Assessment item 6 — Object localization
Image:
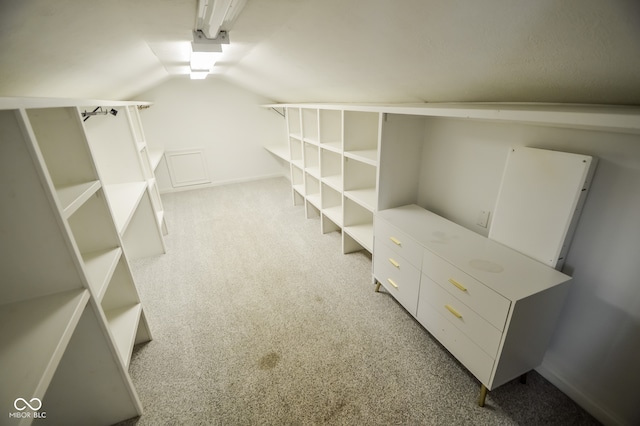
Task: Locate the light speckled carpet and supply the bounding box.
[120,177,599,425]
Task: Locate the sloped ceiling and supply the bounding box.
[1,0,640,105]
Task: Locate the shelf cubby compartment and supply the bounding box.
[122,188,166,260]
[287,107,301,139]
[83,106,145,186]
[101,255,150,368]
[305,173,321,210]
[302,108,319,144]
[291,164,305,206]
[319,109,342,152]
[148,150,165,172]
[343,197,374,253]
[306,199,321,221]
[290,137,304,169]
[321,183,343,234]
[304,141,320,178]
[320,148,343,192]
[0,289,90,415]
[343,111,380,166]
[67,188,122,297]
[344,157,378,212]
[104,182,147,235]
[42,301,144,425]
[26,107,103,217]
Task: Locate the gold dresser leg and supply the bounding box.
[374,281,381,292]
[478,384,488,407]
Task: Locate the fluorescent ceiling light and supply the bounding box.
[190,51,221,71]
[190,71,209,80]
[196,0,247,40]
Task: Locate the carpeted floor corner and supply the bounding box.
[118,177,600,426]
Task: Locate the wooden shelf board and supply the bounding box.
[104,182,147,235]
[0,97,150,110]
[322,206,343,227]
[105,303,142,368]
[292,184,305,196]
[264,145,290,162]
[148,150,164,171]
[57,181,101,218]
[320,141,342,153]
[83,247,122,301]
[305,166,321,179]
[268,102,640,135]
[344,223,374,252]
[344,149,378,166]
[291,159,304,169]
[306,193,321,209]
[303,137,319,145]
[344,188,377,211]
[322,175,343,192]
[289,133,302,140]
[0,289,89,406]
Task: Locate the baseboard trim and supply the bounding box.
[158,173,286,194]
[536,361,625,426]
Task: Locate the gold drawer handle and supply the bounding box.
[389,236,402,246]
[388,258,400,268]
[445,304,463,319]
[387,278,398,289]
[448,278,467,292]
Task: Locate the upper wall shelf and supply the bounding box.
[266,102,640,135]
[0,97,151,110]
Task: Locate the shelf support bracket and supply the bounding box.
[270,107,285,118]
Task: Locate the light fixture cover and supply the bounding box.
[190,51,220,71]
[190,71,209,80]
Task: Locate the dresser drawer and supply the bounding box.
[419,274,502,358]
[416,293,494,386]
[374,243,421,316]
[374,218,423,267]
[422,250,510,331]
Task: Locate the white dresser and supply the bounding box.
[373,205,572,404]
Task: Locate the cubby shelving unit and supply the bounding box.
[265,101,640,257]
[302,108,319,144]
[320,148,342,191]
[0,97,166,425]
[271,105,382,254]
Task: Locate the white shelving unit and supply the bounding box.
[125,105,168,236]
[265,99,640,256]
[0,97,166,425]
[272,105,382,254]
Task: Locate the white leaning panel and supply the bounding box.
[489,147,595,268]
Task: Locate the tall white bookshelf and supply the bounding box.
[0,97,165,425]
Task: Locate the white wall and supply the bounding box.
[134,76,287,192]
[417,117,640,426]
